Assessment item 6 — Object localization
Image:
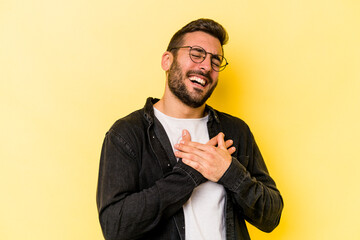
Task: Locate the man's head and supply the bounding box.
[162,19,229,108]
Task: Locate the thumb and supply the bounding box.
[181,129,191,142]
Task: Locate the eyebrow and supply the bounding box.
[192,46,223,57]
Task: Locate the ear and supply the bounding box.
[161,51,173,71]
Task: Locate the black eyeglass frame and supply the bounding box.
[169,45,229,72]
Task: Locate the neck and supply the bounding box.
[154,96,206,119]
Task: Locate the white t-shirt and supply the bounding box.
[154,107,226,240]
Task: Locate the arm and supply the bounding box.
[174,131,283,232]
[96,130,206,240]
[218,135,283,232]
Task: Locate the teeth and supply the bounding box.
[189,76,206,86]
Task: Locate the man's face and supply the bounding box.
[167,31,222,108]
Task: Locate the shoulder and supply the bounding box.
[105,108,148,147]
[110,109,145,133]
[108,97,157,136]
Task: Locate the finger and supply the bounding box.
[217,132,227,149]
[181,129,191,143]
[207,135,218,146]
[225,139,233,149]
[175,142,209,158]
[228,146,236,155]
[174,150,206,166]
[178,141,214,153]
[208,133,234,148]
[181,133,234,156]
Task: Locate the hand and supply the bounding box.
[174,130,235,182]
[179,130,236,155]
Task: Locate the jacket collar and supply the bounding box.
[143,97,220,124]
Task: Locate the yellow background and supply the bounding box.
[1,0,360,239]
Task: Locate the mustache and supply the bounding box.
[186,70,213,84]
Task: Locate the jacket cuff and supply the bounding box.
[218,157,247,191]
[174,160,207,187]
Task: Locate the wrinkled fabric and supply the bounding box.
[96,97,283,240]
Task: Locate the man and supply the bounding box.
[97,18,283,240]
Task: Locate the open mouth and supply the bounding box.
[189,76,207,87]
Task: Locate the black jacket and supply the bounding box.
[96,98,283,240]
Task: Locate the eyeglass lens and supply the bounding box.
[189,46,226,71]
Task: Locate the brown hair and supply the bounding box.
[166,18,229,54]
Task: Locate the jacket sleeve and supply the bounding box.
[218,131,284,233]
[96,129,206,240]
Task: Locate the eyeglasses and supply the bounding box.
[169,45,228,72]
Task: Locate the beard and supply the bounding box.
[167,59,217,108]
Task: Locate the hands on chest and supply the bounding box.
[174,130,235,182]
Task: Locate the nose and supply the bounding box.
[198,55,212,72]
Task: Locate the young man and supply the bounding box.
[97,19,283,240]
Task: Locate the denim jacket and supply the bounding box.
[96,98,283,240]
